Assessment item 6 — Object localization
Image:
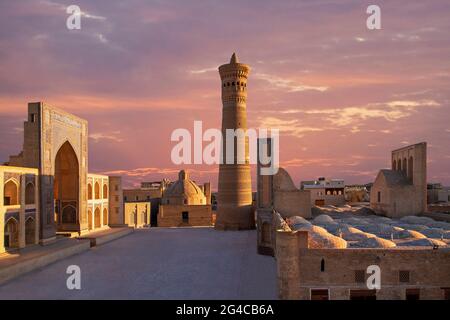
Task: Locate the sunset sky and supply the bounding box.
[0,0,449,189]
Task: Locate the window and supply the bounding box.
[355,270,365,283]
[350,290,376,300]
[25,182,35,204]
[115,207,119,214]
[182,211,189,223]
[311,289,329,300]
[103,184,108,199]
[377,191,381,203]
[135,196,139,201]
[95,182,100,199]
[408,156,414,181]
[115,195,119,201]
[30,113,36,123]
[124,196,127,201]
[399,270,410,283]
[88,184,93,200]
[62,206,76,224]
[320,259,325,272]
[405,289,420,300]
[4,179,19,206]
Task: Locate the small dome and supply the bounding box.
[398,238,447,247]
[351,237,396,248]
[162,170,206,205]
[287,216,311,230]
[296,225,347,249]
[338,226,377,241]
[420,228,446,239]
[394,229,426,240]
[399,224,429,232]
[313,214,334,224]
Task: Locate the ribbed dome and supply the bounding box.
[162,170,206,205]
[295,225,348,249]
[398,238,446,247]
[351,237,396,248]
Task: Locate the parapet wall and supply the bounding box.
[275,229,450,300]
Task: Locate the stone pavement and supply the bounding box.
[0,228,277,299]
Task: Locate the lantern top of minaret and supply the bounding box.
[230,52,239,64]
[219,52,250,77]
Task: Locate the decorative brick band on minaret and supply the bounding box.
[215,53,255,230]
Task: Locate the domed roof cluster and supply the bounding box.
[291,224,348,249]
[162,170,206,205]
[286,209,450,249]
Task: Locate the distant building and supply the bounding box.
[371,142,427,218]
[123,180,168,226]
[158,170,212,227]
[301,177,345,206]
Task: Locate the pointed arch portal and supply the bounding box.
[54,141,79,231]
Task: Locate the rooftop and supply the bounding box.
[0,228,277,299]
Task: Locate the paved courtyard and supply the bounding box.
[0,228,277,299]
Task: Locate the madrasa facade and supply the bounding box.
[1,102,123,253]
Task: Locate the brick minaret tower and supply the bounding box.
[215,53,254,230]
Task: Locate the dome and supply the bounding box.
[286,216,311,230]
[398,238,447,247]
[313,214,334,224]
[351,237,396,248]
[162,170,206,205]
[296,225,347,249]
[420,228,446,239]
[339,226,376,241]
[394,228,426,240]
[287,216,310,226]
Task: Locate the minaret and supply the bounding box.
[215,53,254,230]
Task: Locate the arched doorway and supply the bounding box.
[4,218,19,249]
[54,141,79,231]
[103,208,108,226]
[62,205,77,224]
[4,179,19,206]
[103,184,108,199]
[25,217,35,245]
[94,207,101,229]
[408,156,414,181]
[25,182,35,205]
[88,184,93,200]
[95,182,100,199]
[88,210,93,230]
